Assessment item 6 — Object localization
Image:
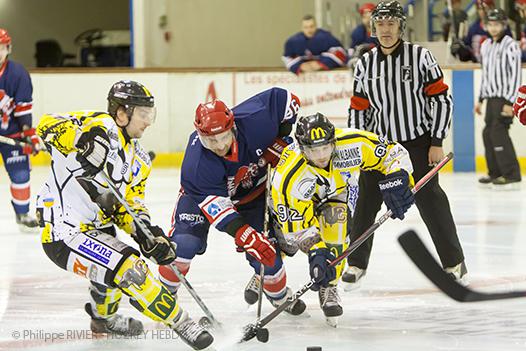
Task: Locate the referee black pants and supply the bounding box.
[483,98,521,181]
[347,133,465,269]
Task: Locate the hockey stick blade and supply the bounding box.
[398,230,526,302]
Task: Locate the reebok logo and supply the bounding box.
[379,179,403,190]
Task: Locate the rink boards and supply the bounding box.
[20,67,526,172]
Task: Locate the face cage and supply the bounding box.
[370,15,406,38]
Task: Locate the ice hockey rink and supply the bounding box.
[1,167,526,351]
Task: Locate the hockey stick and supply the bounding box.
[96,171,222,329]
[240,152,454,342]
[253,164,272,343]
[398,230,526,302]
[0,134,31,148]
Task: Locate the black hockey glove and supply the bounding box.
[308,247,336,291]
[450,40,476,62]
[75,127,111,176]
[378,170,415,220]
[135,223,177,265]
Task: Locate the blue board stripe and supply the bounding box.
[452,70,475,172]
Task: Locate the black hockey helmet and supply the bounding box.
[371,1,407,37]
[107,80,155,118]
[486,8,507,22]
[295,113,336,148]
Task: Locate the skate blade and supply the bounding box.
[492,183,521,191]
[18,224,40,234]
[342,280,362,292]
[325,316,339,328]
[284,311,311,319]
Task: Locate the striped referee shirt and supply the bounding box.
[349,41,452,146]
[478,35,521,104]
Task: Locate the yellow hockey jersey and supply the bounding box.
[36,111,152,242]
[271,128,414,249]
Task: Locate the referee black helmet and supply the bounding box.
[371,1,407,37]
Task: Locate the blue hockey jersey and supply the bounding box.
[349,24,377,50]
[0,60,33,135]
[282,29,347,74]
[179,87,299,232]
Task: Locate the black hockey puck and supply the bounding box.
[148,150,156,161]
[256,327,269,343]
[306,347,322,351]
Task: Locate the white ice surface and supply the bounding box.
[0,167,525,350]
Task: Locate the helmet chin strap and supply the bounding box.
[115,106,134,143]
[380,38,401,50]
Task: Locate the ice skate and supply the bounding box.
[445,261,468,286]
[491,177,521,191]
[84,302,143,336]
[244,273,260,305]
[16,213,39,233]
[319,285,342,327]
[341,266,366,291]
[268,287,307,316]
[171,311,214,350]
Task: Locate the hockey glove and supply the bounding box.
[308,247,336,291]
[75,127,111,176]
[262,136,292,167]
[513,85,526,125]
[20,128,41,155]
[135,223,177,266]
[235,224,276,267]
[450,40,475,62]
[378,170,415,220]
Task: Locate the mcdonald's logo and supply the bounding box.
[149,291,176,319]
[310,127,326,140]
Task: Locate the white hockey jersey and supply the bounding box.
[36,111,151,243]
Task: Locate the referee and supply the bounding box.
[474,8,521,188]
[345,1,467,289]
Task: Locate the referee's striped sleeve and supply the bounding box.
[504,40,521,104]
[422,49,452,143]
[348,58,370,129]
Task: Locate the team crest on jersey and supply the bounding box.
[227,163,259,195]
[0,89,15,130]
[297,178,316,199]
[401,66,412,82]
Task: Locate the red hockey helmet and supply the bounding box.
[0,28,11,45]
[194,100,234,136]
[476,0,495,8]
[359,3,376,15]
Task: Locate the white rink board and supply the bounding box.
[30,69,526,157]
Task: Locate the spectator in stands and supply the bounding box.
[350,3,378,50]
[282,15,348,74]
[441,0,468,41]
[515,0,526,61]
[348,3,378,71]
[451,0,512,62]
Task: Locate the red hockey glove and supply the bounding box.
[21,128,41,155]
[513,85,526,125]
[235,224,276,267]
[262,137,291,167]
